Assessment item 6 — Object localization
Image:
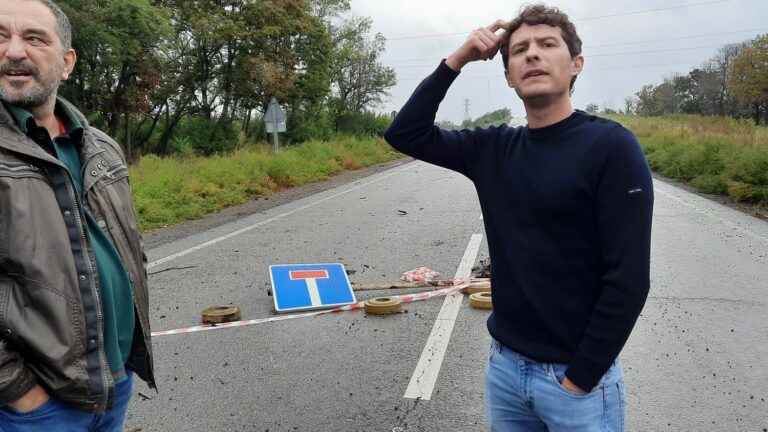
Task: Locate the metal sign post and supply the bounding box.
[264,97,287,153]
[272,128,279,153]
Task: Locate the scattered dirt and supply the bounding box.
[472,257,491,279]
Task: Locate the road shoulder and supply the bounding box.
[143,158,412,249]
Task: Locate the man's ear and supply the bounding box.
[504,69,515,89]
[571,54,584,78]
[61,49,77,81]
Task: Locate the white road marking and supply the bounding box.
[148,164,413,269]
[654,180,768,245]
[404,233,483,401]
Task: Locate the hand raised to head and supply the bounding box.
[446,20,508,71]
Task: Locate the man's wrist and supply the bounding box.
[445,54,466,72]
[8,385,49,411]
[561,376,587,394]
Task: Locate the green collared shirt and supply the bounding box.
[5,100,134,383]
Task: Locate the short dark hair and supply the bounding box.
[29,0,72,51]
[501,4,582,91]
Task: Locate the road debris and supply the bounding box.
[148,265,198,276]
[472,257,491,279]
[152,281,472,337]
[201,305,242,324]
[469,292,493,310]
[400,267,440,283]
[364,297,403,315]
[461,280,491,294]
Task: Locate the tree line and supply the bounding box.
[436,108,514,130]
[621,34,768,124]
[57,0,396,160]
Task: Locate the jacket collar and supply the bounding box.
[4,99,85,137]
[0,97,99,166]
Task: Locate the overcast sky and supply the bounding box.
[349,0,768,124]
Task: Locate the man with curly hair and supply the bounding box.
[386,4,653,431]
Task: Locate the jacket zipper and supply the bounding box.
[63,169,111,409]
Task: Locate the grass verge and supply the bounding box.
[131,135,403,231]
[611,114,768,208]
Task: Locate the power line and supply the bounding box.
[589,43,726,58]
[588,27,766,48]
[395,62,702,81]
[385,0,734,41]
[385,44,729,69]
[383,27,765,63]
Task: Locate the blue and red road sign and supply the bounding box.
[269,263,356,313]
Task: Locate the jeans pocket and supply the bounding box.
[548,363,599,398]
[488,339,499,360]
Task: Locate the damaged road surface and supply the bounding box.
[126,161,768,431]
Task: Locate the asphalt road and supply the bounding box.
[125,160,768,432]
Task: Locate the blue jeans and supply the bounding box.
[0,373,133,432]
[485,339,625,432]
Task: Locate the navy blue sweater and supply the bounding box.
[384,61,654,391]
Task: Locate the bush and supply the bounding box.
[691,174,728,194]
[611,114,768,206]
[131,135,403,230]
[335,111,392,136]
[173,116,239,155]
[286,105,334,143]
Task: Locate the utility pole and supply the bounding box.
[464,98,471,123]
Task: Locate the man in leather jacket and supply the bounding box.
[0,0,155,430]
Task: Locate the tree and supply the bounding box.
[728,34,768,124]
[57,0,400,157]
[436,120,459,130]
[59,0,170,158]
[473,108,512,128]
[152,0,333,150]
[707,43,748,116]
[309,0,350,22]
[629,39,754,120]
[330,17,397,120]
[623,96,637,115]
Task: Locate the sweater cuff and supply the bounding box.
[565,354,612,392]
[437,59,461,82]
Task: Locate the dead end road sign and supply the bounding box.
[269,263,356,313]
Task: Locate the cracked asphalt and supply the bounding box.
[124,161,768,431]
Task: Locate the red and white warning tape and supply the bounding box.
[151,281,471,337]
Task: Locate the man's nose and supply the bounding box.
[3,36,28,61]
[524,45,541,61]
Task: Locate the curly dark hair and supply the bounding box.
[500,4,583,91]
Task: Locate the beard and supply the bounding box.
[0,59,63,109]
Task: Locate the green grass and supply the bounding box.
[130,136,403,231]
[610,114,768,207]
